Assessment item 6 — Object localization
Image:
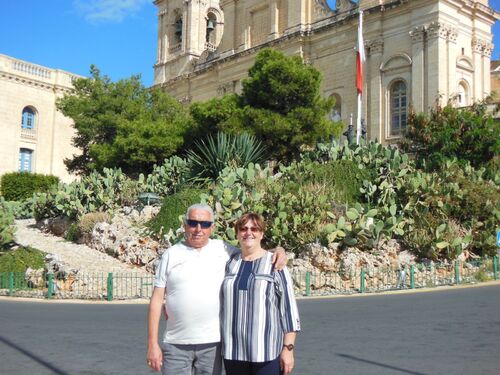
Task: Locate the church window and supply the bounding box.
[457,81,469,107]
[330,93,342,122]
[174,17,183,44]
[19,148,33,172]
[21,106,36,130]
[390,80,407,136]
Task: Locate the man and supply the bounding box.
[147,204,286,374]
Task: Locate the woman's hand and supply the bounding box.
[280,348,295,374]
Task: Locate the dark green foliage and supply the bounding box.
[190,49,343,161]
[401,102,500,170]
[0,206,15,249]
[188,94,240,146]
[65,223,79,242]
[186,132,267,180]
[1,172,59,201]
[242,48,323,114]
[147,188,204,237]
[57,66,190,176]
[0,247,45,272]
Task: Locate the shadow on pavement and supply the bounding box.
[337,353,430,375]
[0,335,71,375]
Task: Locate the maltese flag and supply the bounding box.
[356,11,365,95]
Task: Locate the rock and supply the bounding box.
[90,211,162,272]
[36,216,73,236]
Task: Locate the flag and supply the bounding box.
[355,10,365,145]
[356,11,365,95]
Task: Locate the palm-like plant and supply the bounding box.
[186,132,267,180]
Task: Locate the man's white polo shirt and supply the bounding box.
[154,239,237,345]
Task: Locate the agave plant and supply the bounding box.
[186,132,267,180]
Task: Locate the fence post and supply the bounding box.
[494,256,498,280]
[9,272,14,296]
[107,273,114,301]
[47,274,53,299]
[454,261,460,285]
[410,265,415,289]
[360,268,365,293]
[305,271,311,297]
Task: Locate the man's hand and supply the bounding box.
[148,287,165,372]
[147,342,163,372]
[271,246,287,270]
[280,348,294,374]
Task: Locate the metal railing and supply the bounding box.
[0,257,498,301]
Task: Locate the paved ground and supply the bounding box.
[1,284,499,375]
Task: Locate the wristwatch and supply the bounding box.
[283,343,295,351]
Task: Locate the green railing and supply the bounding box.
[0,257,498,301]
[291,256,499,296]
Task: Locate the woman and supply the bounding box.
[221,213,301,375]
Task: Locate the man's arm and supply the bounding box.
[147,287,165,372]
[270,246,287,271]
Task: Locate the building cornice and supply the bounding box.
[0,71,74,94]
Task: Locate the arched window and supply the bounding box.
[330,93,342,122]
[21,107,36,129]
[390,81,407,136]
[174,17,183,44]
[19,148,33,172]
[206,13,217,44]
[457,81,469,107]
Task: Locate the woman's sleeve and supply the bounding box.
[275,267,301,333]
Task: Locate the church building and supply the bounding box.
[152,0,498,142]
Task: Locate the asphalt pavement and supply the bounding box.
[1,284,499,375]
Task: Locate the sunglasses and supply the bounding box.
[186,219,213,229]
[238,226,260,233]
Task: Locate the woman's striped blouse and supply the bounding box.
[221,251,301,362]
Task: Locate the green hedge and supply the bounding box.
[1,172,59,201]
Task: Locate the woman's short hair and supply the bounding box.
[235,212,266,234]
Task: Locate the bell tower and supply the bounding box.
[154,0,224,86]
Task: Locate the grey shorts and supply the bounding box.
[162,342,222,375]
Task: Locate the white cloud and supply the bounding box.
[74,0,149,23]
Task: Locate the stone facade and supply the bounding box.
[153,0,498,143]
[0,54,79,182]
[491,60,500,99]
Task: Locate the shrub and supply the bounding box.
[0,197,34,220]
[77,212,111,238]
[140,155,191,196]
[147,188,204,238]
[1,172,59,201]
[0,206,15,249]
[0,247,45,272]
[33,168,137,220]
[65,223,79,242]
[186,132,267,181]
[401,102,500,170]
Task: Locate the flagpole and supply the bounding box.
[356,10,365,145]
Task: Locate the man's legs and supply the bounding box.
[193,342,222,375]
[161,343,194,375]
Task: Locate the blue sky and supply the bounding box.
[0,0,498,88]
